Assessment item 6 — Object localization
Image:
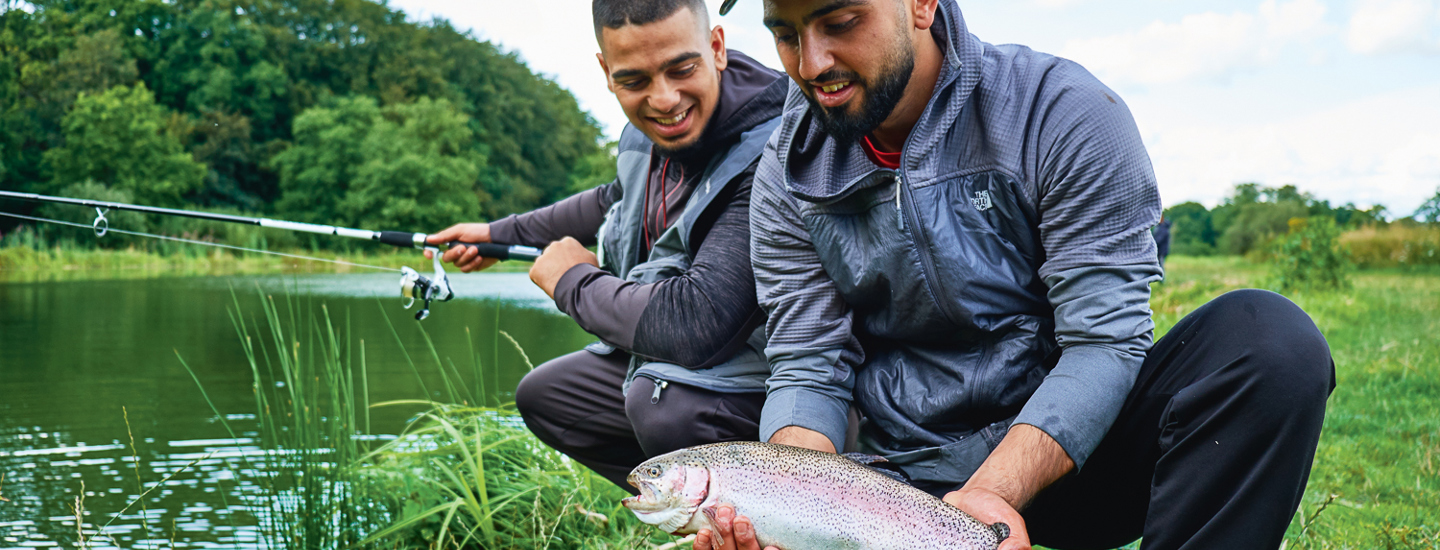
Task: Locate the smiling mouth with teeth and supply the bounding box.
[655,108,690,125]
[819,82,850,93]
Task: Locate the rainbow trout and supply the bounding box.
[622,441,1009,549]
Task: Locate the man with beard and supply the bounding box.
[425,0,787,491]
[695,0,1336,549]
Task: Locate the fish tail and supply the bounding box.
[992,522,1010,542]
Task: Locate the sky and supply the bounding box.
[387,0,1440,216]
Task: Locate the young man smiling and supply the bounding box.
[425,0,787,491]
[697,0,1336,549]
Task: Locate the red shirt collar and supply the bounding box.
[861,135,902,169]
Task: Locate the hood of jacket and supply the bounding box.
[778,0,983,202]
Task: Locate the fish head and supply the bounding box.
[622,452,711,534]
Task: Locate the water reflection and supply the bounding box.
[0,274,592,548]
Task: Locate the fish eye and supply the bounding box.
[646,466,662,478]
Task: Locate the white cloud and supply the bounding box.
[1059,0,1331,85]
[1346,0,1440,55]
[1144,84,1440,216]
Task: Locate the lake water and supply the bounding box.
[0,273,593,548]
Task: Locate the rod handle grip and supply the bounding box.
[378,231,421,248]
[446,242,542,262]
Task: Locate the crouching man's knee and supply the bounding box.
[624,378,762,457]
[1201,289,1336,416]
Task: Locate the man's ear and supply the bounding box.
[597,52,617,93]
[912,0,939,31]
[711,25,729,71]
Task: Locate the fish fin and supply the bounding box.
[843,453,911,484]
[992,521,1011,541]
[700,506,725,549]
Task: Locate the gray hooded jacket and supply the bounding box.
[750,0,1163,486]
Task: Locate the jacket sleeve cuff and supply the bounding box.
[553,262,604,312]
[1013,344,1141,470]
[759,386,850,453]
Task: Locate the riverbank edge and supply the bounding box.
[0,244,533,282]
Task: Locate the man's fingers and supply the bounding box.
[426,226,460,244]
[441,244,466,264]
[696,530,714,550]
[733,517,762,550]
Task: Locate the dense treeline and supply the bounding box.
[1165,183,1408,256]
[0,0,615,239]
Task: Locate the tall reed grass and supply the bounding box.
[177,288,672,549]
[179,289,382,548]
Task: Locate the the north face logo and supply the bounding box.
[971,190,993,211]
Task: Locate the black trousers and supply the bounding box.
[1007,289,1335,550]
[514,349,766,493]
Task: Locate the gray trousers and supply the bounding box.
[515,349,766,492]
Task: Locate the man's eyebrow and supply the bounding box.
[610,52,703,80]
[764,0,866,28]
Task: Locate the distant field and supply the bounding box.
[1151,256,1440,549]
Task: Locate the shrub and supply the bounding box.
[1341,222,1440,269]
[1268,217,1351,293]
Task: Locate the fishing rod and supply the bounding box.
[0,190,542,320]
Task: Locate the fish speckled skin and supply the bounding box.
[622,442,1008,550]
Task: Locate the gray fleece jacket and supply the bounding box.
[750,0,1163,485]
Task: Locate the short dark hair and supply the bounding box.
[592,0,709,42]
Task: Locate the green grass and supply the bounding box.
[1154,256,1440,549]
[356,404,671,549]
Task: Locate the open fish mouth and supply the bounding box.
[622,481,667,513]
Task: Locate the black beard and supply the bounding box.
[804,41,915,144]
[653,133,708,159]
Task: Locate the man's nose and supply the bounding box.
[648,79,683,113]
[798,31,836,83]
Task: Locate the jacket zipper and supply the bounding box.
[895,170,964,329]
[893,172,905,231]
[637,373,669,404]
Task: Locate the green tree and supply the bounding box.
[342,97,483,230]
[43,84,205,206]
[1163,201,1217,256]
[1415,187,1440,224]
[3,0,606,225]
[565,140,619,194]
[272,96,383,224]
[274,96,482,230]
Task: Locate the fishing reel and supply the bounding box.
[399,247,454,321]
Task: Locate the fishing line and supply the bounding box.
[0,210,400,273]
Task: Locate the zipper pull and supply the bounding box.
[650,379,668,404]
[894,175,905,231]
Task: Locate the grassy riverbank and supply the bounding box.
[1154,257,1440,549]
[0,242,530,282]
[23,255,1440,548]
